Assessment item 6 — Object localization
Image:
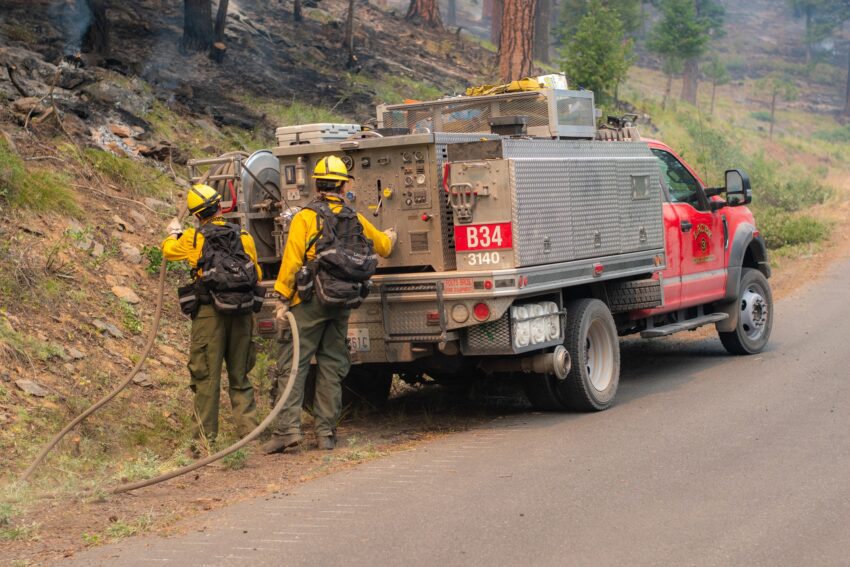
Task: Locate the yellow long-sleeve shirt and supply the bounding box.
[161,218,263,280]
[275,196,393,305]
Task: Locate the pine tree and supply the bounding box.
[648,0,716,105]
[406,0,443,29]
[560,0,633,103]
[557,0,642,45]
[757,73,799,140]
[498,0,538,81]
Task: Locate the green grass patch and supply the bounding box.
[119,301,143,335]
[813,125,850,144]
[252,98,347,128]
[115,450,162,482]
[749,110,772,123]
[757,210,831,249]
[0,316,64,362]
[0,138,80,215]
[82,148,173,197]
[221,448,248,471]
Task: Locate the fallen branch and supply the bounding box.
[71,183,164,216]
[24,67,61,131]
[5,63,30,97]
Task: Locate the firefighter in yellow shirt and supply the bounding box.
[162,184,263,448]
[263,156,396,453]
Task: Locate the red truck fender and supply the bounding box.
[715,222,770,332]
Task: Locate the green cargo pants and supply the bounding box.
[272,298,351,438]
[187,304,259,441]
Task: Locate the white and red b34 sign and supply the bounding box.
[454,222,513,251]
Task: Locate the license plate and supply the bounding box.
[454,222,513,251]
[347,328,370,352]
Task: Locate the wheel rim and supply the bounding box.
[585,319,615,392]
[740,285,769,341]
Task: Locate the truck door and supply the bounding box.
[651,147,727,308]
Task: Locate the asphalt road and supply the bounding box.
[67,257,850,567]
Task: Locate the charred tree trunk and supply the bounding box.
[81,0,109,56]
[498,0,537,82]
[209,0,228,62]
[294,0,303,21]
[533,0,550,63]
[491,0,504,45]
[344,0,356,65]
[447,0,457,26]
[805,7,813,65]
[406,0,443,29]
[183,0,213,53]
[680,58,699,105]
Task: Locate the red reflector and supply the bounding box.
[421,213,432,221]
[426,311,441,325]
[473,302,490,321]
[593,263,604,277]
[483,280,493,290]
[258,319,275,332]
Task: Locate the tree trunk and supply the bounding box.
[533,0,550,63]
[844,44,850,117]
[294,0,303,22]
[769,91,777,140]
[183,0,213,53]
[81,0,109,56]
[805,7,812,65]
[662,72,672,109]
[498,0,537,82]
[209,0,228,61]
[344,0,356,64]
[491,0,504,45]
[406,0,443,28]
[710,82,717,115]
[680,58,699,105]
[447,0,457,26]
[484,0,493,20]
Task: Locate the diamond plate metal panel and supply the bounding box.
[385,301,442,335]
[461,311,513,355]
[619,160,664,253]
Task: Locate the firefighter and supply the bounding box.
[162,184,262,448]
[263,156,396,453]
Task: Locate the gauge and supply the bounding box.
[404,176,414,186]
[401,152,412,162]
[413,151,424,161]
[340,155,354,171]
[416,174,426,185]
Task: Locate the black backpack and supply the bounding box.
[299,199,377,308]
[194,222,260,315]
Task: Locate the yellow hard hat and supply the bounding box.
[313,155,353,182]
[187,184,221,217]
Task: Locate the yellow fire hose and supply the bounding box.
[20,176,299,493]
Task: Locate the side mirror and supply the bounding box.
[724,169,752,206]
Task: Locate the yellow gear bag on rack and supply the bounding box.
[465,78,542,97]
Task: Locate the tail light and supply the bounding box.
[257,319,275,334]
[473,302,490,321]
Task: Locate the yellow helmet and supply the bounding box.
[313,155,353,182]
[187,184,221,217]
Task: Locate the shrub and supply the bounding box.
[813,125,850,143]
[750,110,772,122]
[757,209,830,249]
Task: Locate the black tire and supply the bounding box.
[523,371,567,411]
[607,279,663,313]
[557,298,620,411]
[718,268,773,355]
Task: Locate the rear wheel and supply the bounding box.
[524,371,567,411]
[557,298,620,411]
[718,268,773,355]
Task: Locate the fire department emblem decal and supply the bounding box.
[693,223,714,263]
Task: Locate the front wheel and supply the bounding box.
[718,268,773,355]
[557,298,621,411]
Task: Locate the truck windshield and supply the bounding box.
[652,148,704,209]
